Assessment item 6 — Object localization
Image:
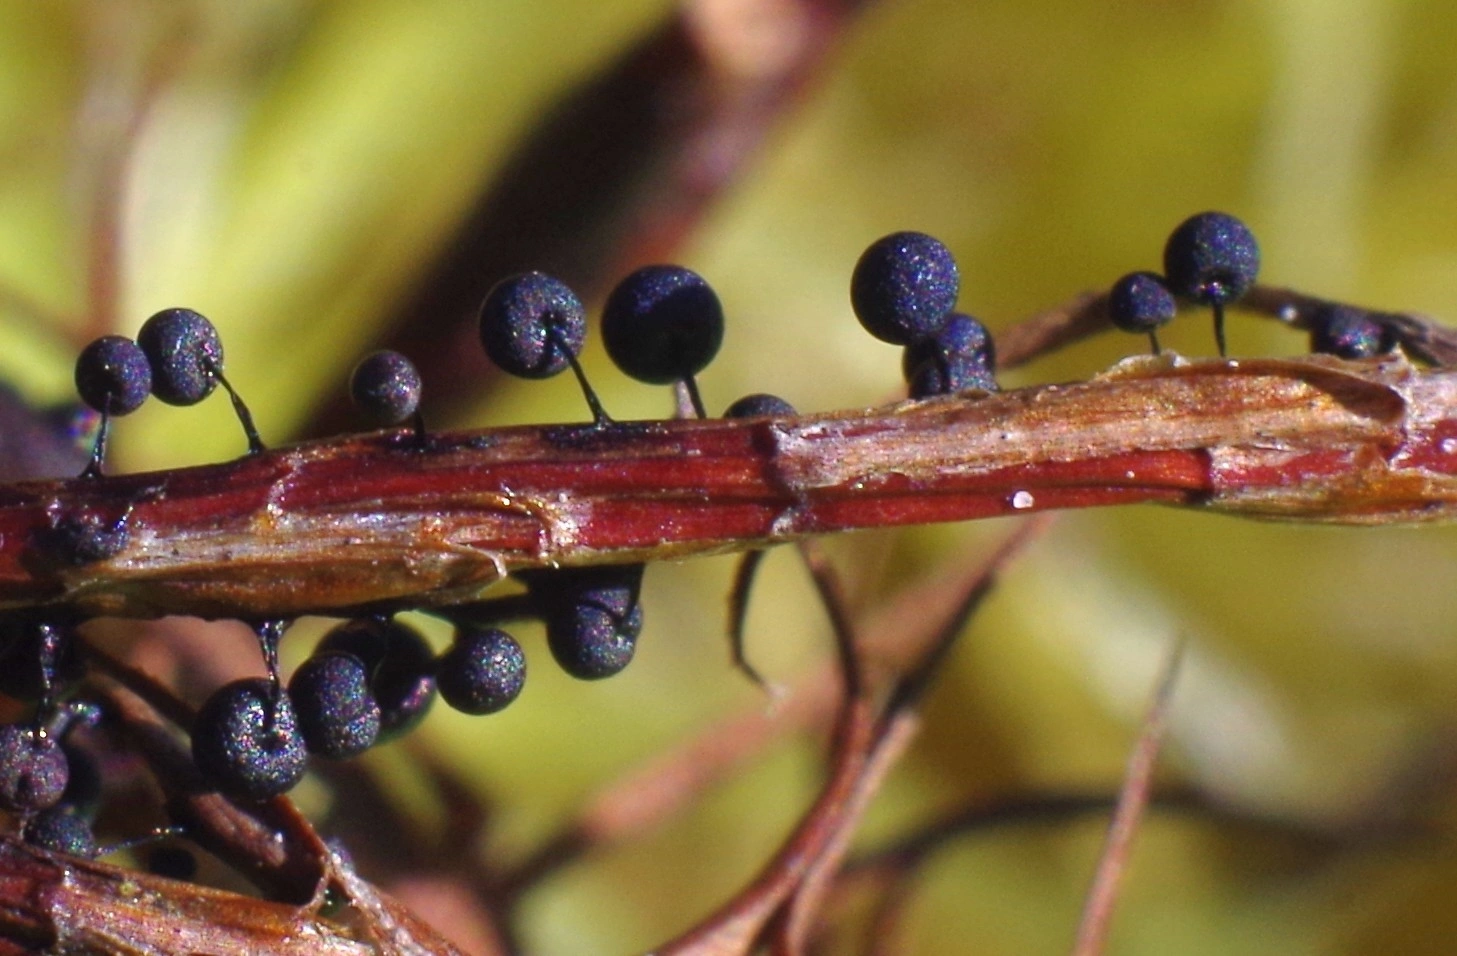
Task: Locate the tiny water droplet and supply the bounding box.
[1010,490,1035,510]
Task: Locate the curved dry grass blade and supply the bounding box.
[726,548,775,689]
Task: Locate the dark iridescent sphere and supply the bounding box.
[548,600,642,681]
[74,336,152,415]
[0,724,69,812]
[25,806,97,858]
[1162,212,1260,306]
[317,618,436,741]
[1108,272,1177,335]
[478,272,587,379]
[902,313,998,399]
[1309,305,1395,360]
[349,350,422,427]
[288,651,381,759]
[436,627,526,715]
[527,564,645,681]
[136,308,225,406]
[850,232,960,345]
[723,393,797,419]
[191,678,306,801]
[601,266,725,385]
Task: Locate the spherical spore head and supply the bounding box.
[288,651,381,759]
[191,677,306,801]
[526,564,645,681]
[850,231,960,345]
[601,265,725,385]
[1107,272,1177,335]
[136,308,224,406]
[74,336,152,416]
[902,313,998,399]
[317,617,436,742]
[1309,305,1395,360]
[25,806,97,858]
[0,724,69,813]
[547,599,642,680]
[436,627,527,715]
[478,272,587,379]
[1162,212,1260,306]
[723,393,797,419]
[349,350,423,427]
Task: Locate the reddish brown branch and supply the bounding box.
[0,354,1451,621]
[0,837,362,955]
[0,833,470,956]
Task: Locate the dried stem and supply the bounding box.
[1,352,1452,621]
[995,284,1457,371]
[0,837,366,956]
[1071,639,1185,956]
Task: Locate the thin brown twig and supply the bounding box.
[993,282,1457,372]
[769,711,920,956]
[772,519,1056,954]
[660,516,1042,952]
[655,697,881,955]
[495,520,1048,898]
[796,540,864,705]
[837,785,1354,956]
[1071,637,1186,956]
[726,548,774,689]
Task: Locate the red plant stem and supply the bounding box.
[0,353,1454,621]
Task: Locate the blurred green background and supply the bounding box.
[3,1,1457,953]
